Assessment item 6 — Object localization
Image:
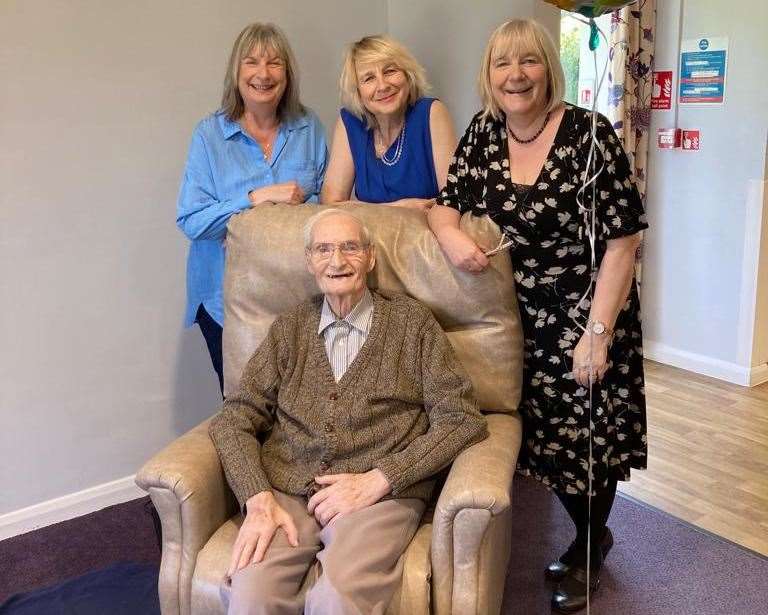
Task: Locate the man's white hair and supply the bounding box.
[303,208,373,249]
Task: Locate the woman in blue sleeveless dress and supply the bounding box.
[321,35,456,209]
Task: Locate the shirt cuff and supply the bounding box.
[233,192,253,212]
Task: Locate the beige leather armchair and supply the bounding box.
[137,204,524,615]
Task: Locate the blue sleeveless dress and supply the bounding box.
[340,97,439,203]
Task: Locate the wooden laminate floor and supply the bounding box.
[618,360,768,556]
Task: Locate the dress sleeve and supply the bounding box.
[435,118,475,213]
[593,114,649,240]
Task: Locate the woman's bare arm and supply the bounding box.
[320,117,356,203]
[428,100,458,191]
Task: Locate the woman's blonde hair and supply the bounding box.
[220,22,305,122]
[478,19,565,121]
[339,35,430,128]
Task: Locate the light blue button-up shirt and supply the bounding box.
[177,109,328,326]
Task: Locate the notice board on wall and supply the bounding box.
[679,37,728,105]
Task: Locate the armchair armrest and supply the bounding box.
[136,417,236,615]
[431,412,523,615]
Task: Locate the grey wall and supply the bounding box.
[388,0,560,131]
[641,0,768,373]
[2,0,557,517]
[5,0,767,518]
[0,0,387,515]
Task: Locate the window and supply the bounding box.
[560,11,612,115]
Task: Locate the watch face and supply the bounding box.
[592,322,606,335]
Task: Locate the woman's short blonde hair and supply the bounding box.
[478,19,565,121]
[339,35,430,128]
[221,22,305,122]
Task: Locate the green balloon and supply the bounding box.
[573,0,636,48]
[588,19,601,50]
[577,6,601,17]
[577,0,636,18]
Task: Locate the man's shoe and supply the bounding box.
[544,528,613,582]
[551,563,601,613]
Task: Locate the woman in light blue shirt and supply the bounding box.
[177,23,328,393]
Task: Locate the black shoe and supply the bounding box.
[551,563,601,613]
[544,527,613,582]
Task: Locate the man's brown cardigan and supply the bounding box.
[209,291,487,509]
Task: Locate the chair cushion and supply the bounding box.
[222,203,522,412]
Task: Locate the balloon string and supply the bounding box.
[565,16,610,615]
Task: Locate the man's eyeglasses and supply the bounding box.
[308,241,369,260]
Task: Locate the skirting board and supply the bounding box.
[0,475,144,541]
[645,340,768,387]
[750,362,768,387]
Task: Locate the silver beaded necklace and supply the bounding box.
[376,123,407,166]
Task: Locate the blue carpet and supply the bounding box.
[0,562,159,615]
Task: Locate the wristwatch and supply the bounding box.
[586,319,613,337]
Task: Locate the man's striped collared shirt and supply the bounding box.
[318,290,375,382]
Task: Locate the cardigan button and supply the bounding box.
[329,392,338,401]
[324,423,334,433]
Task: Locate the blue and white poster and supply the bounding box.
[679,37,728,105]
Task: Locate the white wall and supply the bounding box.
[0,0,387,517]
[641,0,768,384]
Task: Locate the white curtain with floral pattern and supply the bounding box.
[606,0,657,286]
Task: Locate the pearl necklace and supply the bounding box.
[506,112,551,145]
[376,123,406,166]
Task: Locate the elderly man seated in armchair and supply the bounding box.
[209,208,488,615]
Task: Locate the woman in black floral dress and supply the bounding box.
[429,19,647,613]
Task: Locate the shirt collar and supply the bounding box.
[318,289,374,335]
[217,110,309,140]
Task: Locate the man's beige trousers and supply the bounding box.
[224,491,424,615]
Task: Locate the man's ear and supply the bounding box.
[367,245,376,272]
[305,250,314,274]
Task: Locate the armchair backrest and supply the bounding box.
[222,203,522,412]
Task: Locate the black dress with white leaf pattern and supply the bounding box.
[437,105,648,495]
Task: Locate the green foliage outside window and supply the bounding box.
[560,24,580,106]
